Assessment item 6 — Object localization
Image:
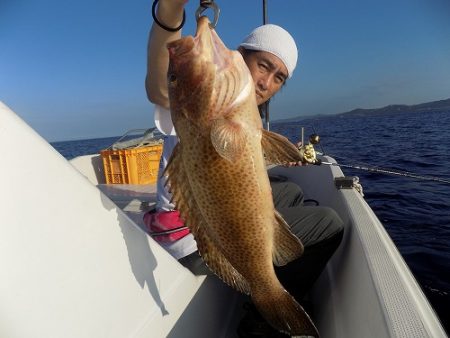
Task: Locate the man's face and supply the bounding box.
[241,50,288,106]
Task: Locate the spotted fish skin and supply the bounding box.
[164,16,319,337]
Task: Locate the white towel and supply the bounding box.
[239,24,298,78]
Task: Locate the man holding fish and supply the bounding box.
[145,0,344,336]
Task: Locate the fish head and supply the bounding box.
[167,16,256,129]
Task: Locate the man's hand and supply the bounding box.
[154,0,188,28]
[283,161,307,167]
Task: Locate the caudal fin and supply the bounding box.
[252,286,319,337]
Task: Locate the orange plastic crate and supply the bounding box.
[100,144,163,184]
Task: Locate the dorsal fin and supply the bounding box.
[164,142,250,294]
[195,225,251,294]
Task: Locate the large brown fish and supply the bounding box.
[164,16,319,337]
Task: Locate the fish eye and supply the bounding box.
[168,74,177,84]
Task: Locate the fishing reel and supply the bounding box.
[298,134,322,165]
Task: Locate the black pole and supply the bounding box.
[263,0,268,25]
[262,0,270,130]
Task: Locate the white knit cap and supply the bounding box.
[239,24,298,78]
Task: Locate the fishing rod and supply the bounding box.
[319,160,450,185]
[299,132,450,185]
[262,0,270,131]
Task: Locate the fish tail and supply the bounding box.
[252,285,319,337]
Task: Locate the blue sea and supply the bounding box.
[52,110,450,333]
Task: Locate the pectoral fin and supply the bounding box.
[261,129,303,165]
[210,118,246,162]
[272,211,304,266]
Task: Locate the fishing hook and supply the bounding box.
[196,0,220,28]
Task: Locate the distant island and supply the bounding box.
[275,97,450,122]
[338,97,450,117]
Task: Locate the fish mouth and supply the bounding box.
[167,16,255,111]
[195,16,211,37]
[166,18,211,59]
[168,17,227,66]
[194,17,229,71]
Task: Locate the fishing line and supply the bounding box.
[301,125,450,185]
[318,157,450,185]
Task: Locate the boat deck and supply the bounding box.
[97,183,157,232]
[97,181,246,337]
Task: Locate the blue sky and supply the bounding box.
[1,0,450,141]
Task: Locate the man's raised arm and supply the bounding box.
[146,0,187,108]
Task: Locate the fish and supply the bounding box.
[164,16,319,337]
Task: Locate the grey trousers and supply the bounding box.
[179,179,344,301]
[271,180,344,301]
